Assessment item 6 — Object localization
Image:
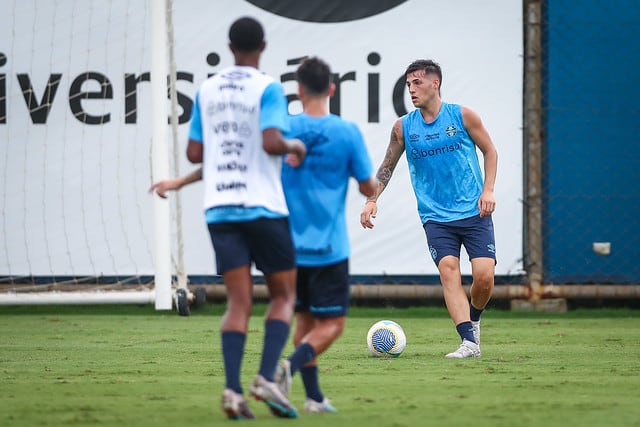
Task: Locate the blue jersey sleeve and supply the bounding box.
[348,123,373,181]
[260,81,290,132]
[188,91,203,142]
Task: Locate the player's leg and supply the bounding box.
[284,260,348,412]
[293,311,314,346]
[424,221,479,358]
[249,266,298,418]
[438,255,470,326]
[469,258,495,313]
[468,257,494,344]
[286,260,348,369]
[208,222,255,419]
[220,266,255,419]
[297,315,342,413]
[464,214,497,344]
[285,314,346,378]
[274,266,312,396]
[246,218,298,418]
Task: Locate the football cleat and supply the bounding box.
[249,375,298,418]
[445,339,481,359]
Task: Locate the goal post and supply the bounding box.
[0,0,184,309]
[150,0,172,310]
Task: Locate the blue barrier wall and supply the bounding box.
[544,1,640,283]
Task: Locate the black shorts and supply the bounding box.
[295,259,349,319]
[207,217,296,275]
[423,214,497,266]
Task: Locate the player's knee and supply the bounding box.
[473,271,494,290]
[438,257,461,279]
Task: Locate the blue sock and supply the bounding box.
[470,304,484,322]
[300,365,324,403]
[288,342,316,375]
[456,321,476,343]
[258,319,290,381]
[221,331,246,394]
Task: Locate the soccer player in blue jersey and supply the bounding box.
[276,57,376,413]
[151,17,305,419]
[360,59,498,359]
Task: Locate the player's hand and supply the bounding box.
[149,179,180,199]
[360,201,378,229]
[478,190,496,217]
[285,139,306,167]
[284,152,301,167]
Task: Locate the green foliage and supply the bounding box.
[1,305,639,426]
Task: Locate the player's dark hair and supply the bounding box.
[228,17,264,52]
[296,57,332,96]
[405,59,442,90]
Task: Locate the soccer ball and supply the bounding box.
[366,320,406,357]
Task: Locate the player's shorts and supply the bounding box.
[207,217,296,275]
[423,214,496,266]
[295,259,349,319]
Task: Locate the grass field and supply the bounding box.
[1,304,639,427]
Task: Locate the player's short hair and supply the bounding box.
[228,17,264,52]
[405,59,442,88]
[296,57,332,95]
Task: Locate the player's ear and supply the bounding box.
[328,83,336,98]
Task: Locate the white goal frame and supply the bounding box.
[0,0,180,308]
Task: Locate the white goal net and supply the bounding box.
[0,0,182,307]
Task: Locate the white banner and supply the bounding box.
[0,0,523,276]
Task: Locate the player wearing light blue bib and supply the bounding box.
[361,59,498,360]
[190,67,291,223]
[151,17,306,420]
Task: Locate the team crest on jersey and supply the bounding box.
[445,124,457,137]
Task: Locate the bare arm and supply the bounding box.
[263,128,307,164]
[360,118,406,229]
[149,168,202,199]
[186,139,203,164]
[358,177,378,199]
[462,105,498,217]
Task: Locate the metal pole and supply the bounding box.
[524,0,544,298]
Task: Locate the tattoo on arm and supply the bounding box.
[375,124,403,193]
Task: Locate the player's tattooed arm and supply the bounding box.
[360,119,405,229]
[369,118,405,202]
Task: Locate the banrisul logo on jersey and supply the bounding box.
[245,0,408,22]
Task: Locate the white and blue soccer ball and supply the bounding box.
[367,320,406,357]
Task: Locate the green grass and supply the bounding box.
[1,304,640,427]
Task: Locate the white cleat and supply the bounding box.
[445,339,481,359]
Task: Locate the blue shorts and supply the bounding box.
[295,259,349,319]
[207,217,296,275]
[423,215,496,266]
